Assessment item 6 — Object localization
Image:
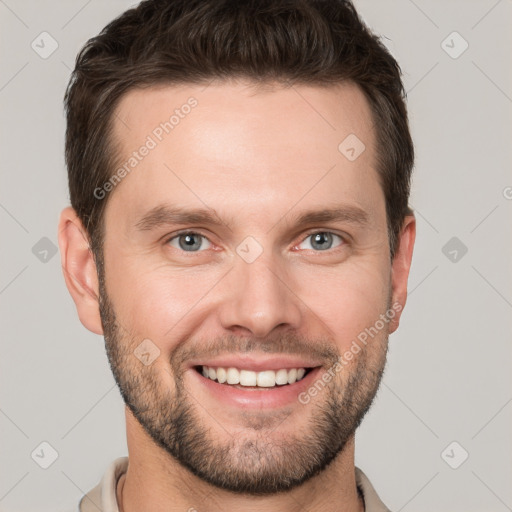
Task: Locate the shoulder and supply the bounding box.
[355,466,392,512]
[78,456,129,512]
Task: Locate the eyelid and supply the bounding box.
[300,228,347,241]
[164,228,210,242]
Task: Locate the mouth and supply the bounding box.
[193,365,315,389]
[189,363,324,409]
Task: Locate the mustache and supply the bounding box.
[171,331,340,369]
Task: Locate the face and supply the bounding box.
[97,81,396,494]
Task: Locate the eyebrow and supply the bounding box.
[135,205,232,231]
[134,204,371,232]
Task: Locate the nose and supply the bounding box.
[217,253,303,338]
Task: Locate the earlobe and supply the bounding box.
[388,215,416,334]
[58,206,104,335]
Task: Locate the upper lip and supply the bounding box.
[188,355,323,372]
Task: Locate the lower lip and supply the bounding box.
[189,367,323,409]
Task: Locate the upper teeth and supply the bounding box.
[201,366,307,387]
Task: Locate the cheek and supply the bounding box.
[295,259,390,345]
[107,261,227,341]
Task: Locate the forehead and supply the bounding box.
[112,80,375,153]
[105,80,382,230]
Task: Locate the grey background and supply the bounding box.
[1,1,511,511]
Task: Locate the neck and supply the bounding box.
[117,407,365,512]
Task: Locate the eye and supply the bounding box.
[166,231,212,252]
[297,231,344,251]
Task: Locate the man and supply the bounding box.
[58,0,416,510]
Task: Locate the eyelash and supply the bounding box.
[164,229,347,255]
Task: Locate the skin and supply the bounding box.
[58,80,415,512]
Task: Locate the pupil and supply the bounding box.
[180,234,201,251]
[313,232,331,250]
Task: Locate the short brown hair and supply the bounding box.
[64,0,414,261]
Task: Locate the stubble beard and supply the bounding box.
[97,267,389,495]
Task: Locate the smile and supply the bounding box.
[190,363,323,409]
[197,365,311,388]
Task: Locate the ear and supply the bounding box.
[388,215,416,334]
[58,206,104,335]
